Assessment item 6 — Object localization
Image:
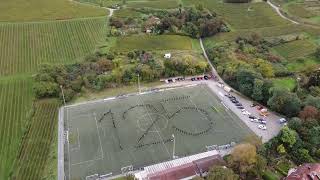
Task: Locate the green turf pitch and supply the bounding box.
[63,84,253,179]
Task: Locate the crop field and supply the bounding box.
[273,40,318,60]
[182,0,289,29]
[62,84,253,179]
[12,99,60,180]
[0,78,34,180]
[0,0,106,22]
[286,57,320,72]
[112,35,194,51]
[0,17,107,76]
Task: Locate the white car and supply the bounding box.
[258,124,267,130]
[251,118,259,123]
[241,109,246,112]
[279,118,287,124]
[242,111,251,116]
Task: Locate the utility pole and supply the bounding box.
[137,74,141,94]
[172,134,176,159]
[60,85,66,106]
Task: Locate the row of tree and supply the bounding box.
[33,51,209,102]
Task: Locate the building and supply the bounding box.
[134,150,225,180]
[164,53,171,59]
[285,163,320,180]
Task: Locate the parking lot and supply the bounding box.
[158,79,284,143]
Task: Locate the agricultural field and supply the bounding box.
[286,57,320,72]
[63,84,253,179]
[12,99,60,180]
[0,78,34,180]
[182,0,289,29]
[0,17,107,76]
[272,40,318,60]
[112,35,194,51]
[0,0,106,22]
[282,1,320,25]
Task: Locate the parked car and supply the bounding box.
[237,106,245,109]
[204,75,209,80]
[235,103,242,106]
[279,118,287,124]
[258,124,267,130]
[257,106,264,110]
[250,103,257,107]
[231,100,239,103]
[249,115,256,119]
[191,78,196,81]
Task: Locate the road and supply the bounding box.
[267,0,299,24]
[198,38,283,142]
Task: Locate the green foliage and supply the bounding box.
[304,95,320,109]
[252,79,264,101]
[33,82,59,98]
[267,88,301,117]
[280,126,297,147]
[207,166,239,180]
[236,68,262,97]
[316,47,320,59]
[277,144,286,154]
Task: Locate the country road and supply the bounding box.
[267,0,299,24]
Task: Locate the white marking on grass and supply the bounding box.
[93,112,104,161]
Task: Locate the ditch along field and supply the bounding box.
[0,77,34,180]
[63,84,253,179]
[0,0,106,22]
[0,17,107,76]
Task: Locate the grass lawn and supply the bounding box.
[112,35,193,51]
[273,40,318,60]
[272,78,296,91]
[0,0,106,22]
[0,17,107,76]
[182,0,289,29]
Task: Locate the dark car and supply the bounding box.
[191,78,196,81]
[231,100,239,103]
[249,115,256,119]
[235,103,242,106]
[237,106,245,109]
[204,75,209,80]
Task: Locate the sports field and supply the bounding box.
[62,84,253,179]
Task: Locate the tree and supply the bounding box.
[230,143,257,174]
[308,126,320,146]
[33,82,59,98]
[253,59,274,78]
[207,166,239,180]
[236,69,262,97]
[267,88,301,117]
[277,144,286,154]
[299,106,319,120]
[288,117,302,132]
[309,86,320,97]
[304,95,320,109]
[280,126,297,147]
[316,47,320,59]
[252,79,264,101]
[244,135,262,149]
[308,69,320,87]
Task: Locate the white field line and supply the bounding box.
[136,92,171,157]
[93,112,105,161]
[66,107,71,180]
[70,128,81,151]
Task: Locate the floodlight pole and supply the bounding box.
[137,74,141,94]
[172,134,176,159]
[60,85,66,106]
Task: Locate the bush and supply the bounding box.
[33,82,59,98]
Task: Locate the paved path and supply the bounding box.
[199,38,283,142]
[267,1,299,24]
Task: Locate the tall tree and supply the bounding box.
[207,166,239,180]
